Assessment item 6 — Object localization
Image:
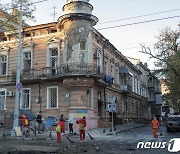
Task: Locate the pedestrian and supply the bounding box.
[36,112,42,133]
[59,114,65,133]
[68,116,74,135]
[56,120,62,143]
[151,117,159,138]
[77,116,87,142]
[21,114,29,136]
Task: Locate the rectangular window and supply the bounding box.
[116,67,119,84]
[47,86,58,109]
[20,89,30,109]
[49,48,58,74]
[0,90,6,110]
[0,55,7,75]
[104,62,108,75]
[80,41,86,63]
[88,88,93,109]
[23,51,31,70]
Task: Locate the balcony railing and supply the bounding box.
[120,84,132,93]
[21,63,101,80]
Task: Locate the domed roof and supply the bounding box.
[66,0,90,3]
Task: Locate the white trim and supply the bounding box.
[20,88,31,110]
[21,47,32,70]
[46,43,60,67]
[47,86,58,109]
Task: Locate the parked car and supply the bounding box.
[166,115,180,132]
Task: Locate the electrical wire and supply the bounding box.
[97,15,180,30]
[0,0,49,11]
[98,9,180,24]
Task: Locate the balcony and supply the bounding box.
[120,84,132,93]
[0,74,16,84]
[21,63,101,81]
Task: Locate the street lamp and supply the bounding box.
[11,0,23,137]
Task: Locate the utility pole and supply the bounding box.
[11,0,23,137]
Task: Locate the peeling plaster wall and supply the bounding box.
[61,19,93,63]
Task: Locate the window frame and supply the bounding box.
[47,86,58,109]
[0,54,8,76]
[20,88,31,110]
[21,47,33,70]
[0,88,6,110]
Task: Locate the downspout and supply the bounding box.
[103,39,108,120]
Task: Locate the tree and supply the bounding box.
[0,0,36,31]
[140,27,180,110]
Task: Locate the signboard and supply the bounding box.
[16,82,23,91]
[108,104,116,112]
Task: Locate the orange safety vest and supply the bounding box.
[151,120,159,129]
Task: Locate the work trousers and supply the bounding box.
[56,132,61,143]
[80,130,85,141]
[152,128,158,138]
[69,123,73,134]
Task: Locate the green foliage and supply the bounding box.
[140,26,180,110]
[0,0,36,31]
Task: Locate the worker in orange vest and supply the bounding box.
[77,116,87,142]
[151,117,159,138]
[56,119,63,143]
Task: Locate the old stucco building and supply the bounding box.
[0,0,157,129]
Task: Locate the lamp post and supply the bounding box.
[11,0,23,137]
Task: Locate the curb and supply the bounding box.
[106,124,147,135]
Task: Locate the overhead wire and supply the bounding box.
[98,8,180,24]
[97,15,180,30]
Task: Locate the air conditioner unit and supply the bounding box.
[6,91,15,97]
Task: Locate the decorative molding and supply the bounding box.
[22,41,35,48]
[46,36,61,44]
[63,77,94,88]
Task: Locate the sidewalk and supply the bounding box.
[0,122,147,140]
[88,122,147,137]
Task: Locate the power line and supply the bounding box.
[97,15,180,30]
[98,9,180,24]
[1,0,49,11]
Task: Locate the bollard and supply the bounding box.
[103,129,106,133]
[114,127,116,131]
[110,128,112,132]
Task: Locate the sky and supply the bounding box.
[2,0,180,69]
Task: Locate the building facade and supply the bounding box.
[0,0,161,129]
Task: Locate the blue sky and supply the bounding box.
[3,0,180,69]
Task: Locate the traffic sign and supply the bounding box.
[16,82,23,91]
[108,104,116,112]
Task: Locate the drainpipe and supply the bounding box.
[102,39,108,120]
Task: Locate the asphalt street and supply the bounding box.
[0,124,179,154]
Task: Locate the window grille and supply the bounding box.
[0,90,5,110]
[48,87,58,108]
